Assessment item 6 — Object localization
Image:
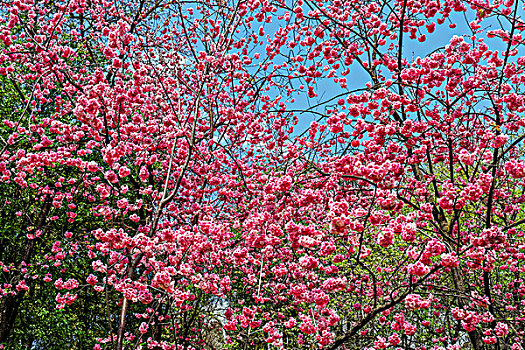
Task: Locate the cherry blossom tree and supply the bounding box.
[1,0,525,349]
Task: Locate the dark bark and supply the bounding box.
[327,265,440,350]
[0,198,51,343]
[451,267,484,350]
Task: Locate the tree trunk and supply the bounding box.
[451,267,484,350]
[0,198,51,344]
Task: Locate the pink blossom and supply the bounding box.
[407,261,430,276]
[16,280,29,291]
[441,253,459,268]
[139,322,148,334]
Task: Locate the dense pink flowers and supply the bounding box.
[0,0,524,348]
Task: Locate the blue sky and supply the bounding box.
[281,4,525,136]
